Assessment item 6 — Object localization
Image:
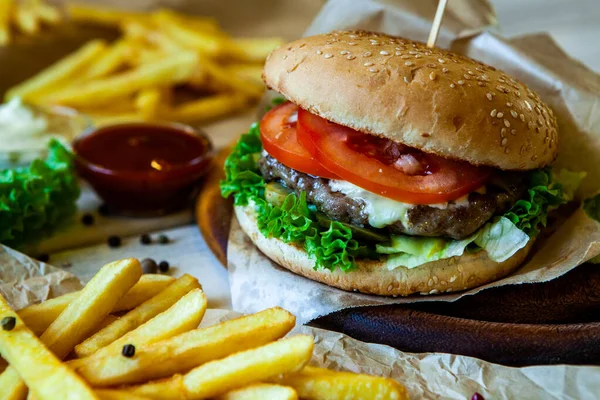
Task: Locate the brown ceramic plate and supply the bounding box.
[195,146,600,366]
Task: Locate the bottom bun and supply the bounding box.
[235,204,533,296]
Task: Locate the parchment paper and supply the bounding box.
[2,250,599,400]
[228,0,600,323]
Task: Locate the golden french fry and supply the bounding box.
[156,8,221,35]
[0,367,27,400]
[195,59,264,98]
[127,335,313,399]
[89,111,145,127]
[95,389,152,400]
[0,294,97,400]
[72,288,207,372]
[135,87,164,120]
[216,384,298,400]
[126,374,186,400]
[225,64,264,87]
[75,274,201,358]
[46,51,198,107]
[34,0,61,25]
[274,366,408,400]
[121,19,184,55]
[76,307,296,386]
[17,274,173,336]
[0,0,13,46]
[14,2,40,35]
[67,4,152,26]
[229,38,284,63]
[82,40,131,80]
[166,93,250,123]
[5,39,107,101]
[153,9,227,56]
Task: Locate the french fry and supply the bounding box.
[0,294,97,400]
[216,384,298,400]
[5,39,106,101]
[89,111,145,126]
[82,40,131,80]
[76,307,296,386]
[135,87,164,120]
[33,0,61,25]
[225,64,264,87]
[127,335,313,399]
[71,288,207,371]
[67,4,152,26]
[14,2,39,35]
[75,274,201,358]
[229,37,284,63]
[193,58,264,98]
[0,0,13,45]
[273,366,408,400]
[46,51,198,107]
[17,274,174,336]
[126,374,186,400]
[166,93,250,123]
[121,19,184,55]
[95,390,152,400]
[153,9,227,56]
[0,367,27,400]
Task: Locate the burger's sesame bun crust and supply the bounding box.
[263,30,558,171]
[235,204,533,296]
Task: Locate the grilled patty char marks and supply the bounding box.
[258,154,526,240]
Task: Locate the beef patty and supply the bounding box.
[258,154,527,240]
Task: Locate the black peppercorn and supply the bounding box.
[158,261,170,273]
[158,234,169,244]
[81,213,95,226]
[122,344,135,357]
[107,235,122,248]
[98,204,110,216]
[1,316,16,331]
[140,234,152,245]
[141,258,158,274]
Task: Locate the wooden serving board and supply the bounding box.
[195,147,600,366]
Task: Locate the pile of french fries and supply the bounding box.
[0,0,62,46]
[0,258,407,400]
[5,4,282,126]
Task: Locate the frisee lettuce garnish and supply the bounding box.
[220,123,368,272]
[0,139,80,249]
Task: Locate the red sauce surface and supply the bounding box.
[76,124,209,172]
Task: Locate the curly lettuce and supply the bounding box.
[221,124,366,272]
[0,140,80,249]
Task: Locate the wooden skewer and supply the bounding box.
[427,0,448,48]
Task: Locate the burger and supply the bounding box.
[221,30,582,296]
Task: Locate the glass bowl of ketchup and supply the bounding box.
[74,122,213,217]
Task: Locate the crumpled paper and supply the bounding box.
[228,0,600,323]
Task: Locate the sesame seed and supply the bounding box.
[457,80,465,85]
[340,50,348,55]
[369,67,378,73]
[467,70,474,75]
[501,128,507,137]
[316,50,322,55]
[415,54,422,58]
[282,54,288,59]
[324,53,333,59]
[429,72,436,81]
[463,74,471,80]
[490,109,497,117]
[404,76,410,84]
[395,51,402,56]
[535,107,541,114]
[511,129,517,135]
[438,58,446,63]
[497,112,504,118]
[380,50,389,55]
[346,55,356,60]
[363,51,372,57]
[428,279,433,287]
[348,42,357,46]
[506,102,513,107]
[504,147,510,154]
[409,51,418,55]
[486,93,493,101]
[478,82,486,86]
[364,62,374,66]
[442,68,449,73]
[501,138,508,146]
[516,91,521,97]
[450,83,456,88]
[404,61,414,66]
[511,110,518,118]
[427,63,436,68]
[504,119,511,127]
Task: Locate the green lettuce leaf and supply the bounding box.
[380,217,529,270]
[220,124,368,272]
[0,139,80,249]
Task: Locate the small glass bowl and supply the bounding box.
[0,104,92,169]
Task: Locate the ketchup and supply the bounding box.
[74,122,213,216]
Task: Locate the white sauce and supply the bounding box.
[329,180,486,227]
[0,98,58,152]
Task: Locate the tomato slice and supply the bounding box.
[260,102,338,179]
[297,108,491,204]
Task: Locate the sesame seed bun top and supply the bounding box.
[263,30,558,170]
